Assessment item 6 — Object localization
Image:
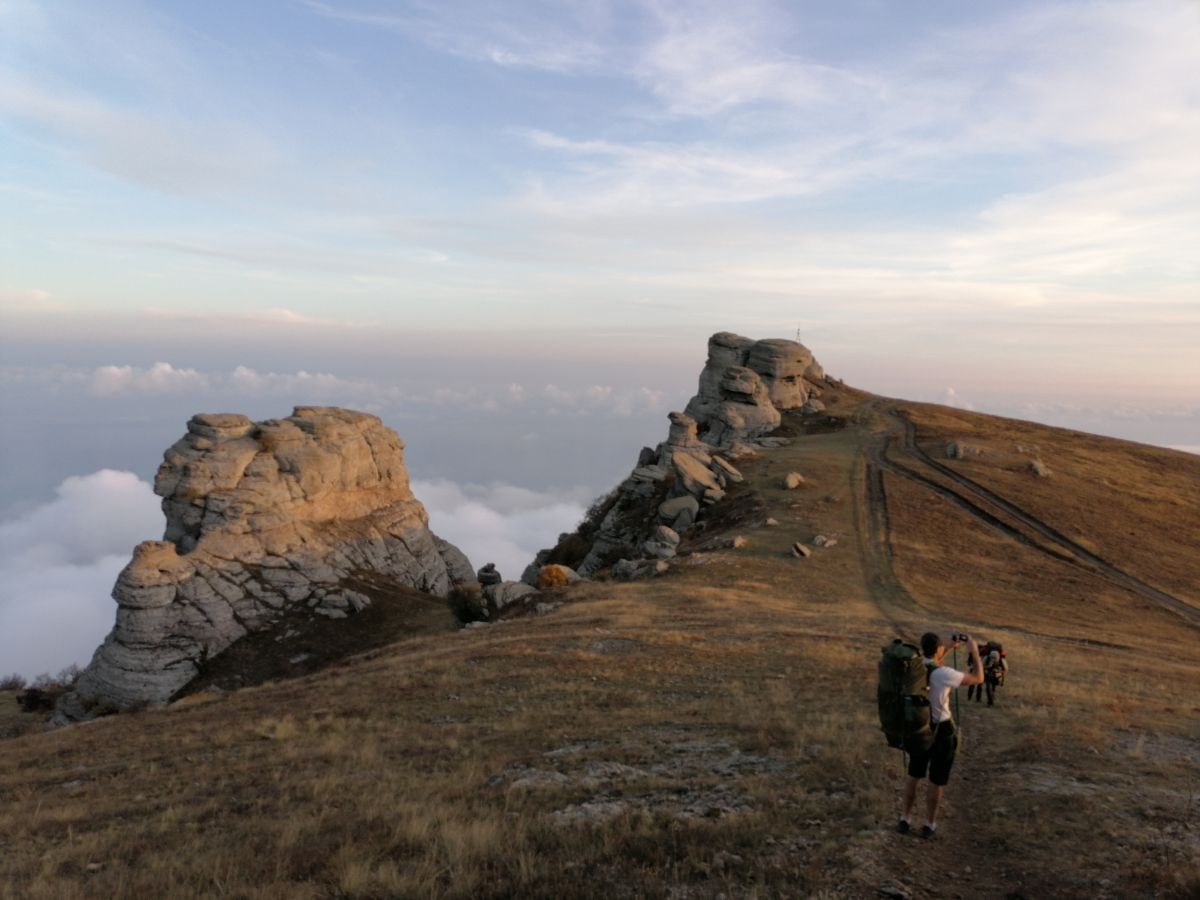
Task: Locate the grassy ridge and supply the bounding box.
[2,392,1197,899]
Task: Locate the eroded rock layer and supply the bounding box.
[685,332,823,446]
[63,407,473,716]
[533,332,826,577]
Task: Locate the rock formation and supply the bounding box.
[530,332,826,578]
[60,407,474,718]
[684,332,823,447]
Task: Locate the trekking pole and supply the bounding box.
[953,646,960,724]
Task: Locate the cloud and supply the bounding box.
[302,0,613,73]
[34,361,672,421]
[940,387,975,411]
[0,470,161,678]
[0,467,594,677]
[88,362,209,396]
[0,77,280,198]
[413,479,591,581]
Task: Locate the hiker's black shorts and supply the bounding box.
[906,720,957,786]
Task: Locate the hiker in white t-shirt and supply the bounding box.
[897,631,984,839]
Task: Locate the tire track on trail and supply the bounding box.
[886,406,1200,628]
[851,418,929,637]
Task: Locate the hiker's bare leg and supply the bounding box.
[902,776,920,819]
[925,784,944,826]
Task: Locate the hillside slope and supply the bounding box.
[2,387,1197,899]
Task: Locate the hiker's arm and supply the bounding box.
[959,636,985,686]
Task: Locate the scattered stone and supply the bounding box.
[812,534,837,548]
[799,398,826,414]
[791,542,813,558]
[1029,459,1050,477]
[877,883,911,899]
[764,517,780,527]
[946,440,983,459]
[783,472,806,489]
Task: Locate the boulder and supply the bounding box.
[477,562,503,586]
[659,495,700,526]
[641,541,677,559]
[484,581,538,611]
[60,406,473,716]
[946,441,982,460]
[652,525,680,546]
[630,465,670,484]
[683,333,821,447]
[791,542,812,558]
[520,549,552,586]
[783,472,806,490]
[672,450,722,497]
[536,564,580,589]
[611,559,640,581]
[1029,460,1050,477]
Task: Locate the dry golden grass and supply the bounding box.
[1,390,1196,899]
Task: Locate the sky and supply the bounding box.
[1,0,1198,675]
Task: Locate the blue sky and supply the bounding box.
[4,0,1198,349]
[1,1,1198,673]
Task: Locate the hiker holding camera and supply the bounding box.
[898,631,984,839]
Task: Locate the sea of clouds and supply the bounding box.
[0,468,590,679]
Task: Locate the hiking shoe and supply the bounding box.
[920,825,936,840]
[896,819,910,834]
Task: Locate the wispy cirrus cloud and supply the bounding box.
[301,0,616,73]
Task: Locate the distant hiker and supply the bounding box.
[898,631,984,839]
[967,645,984,703]
[983,645,1007,706]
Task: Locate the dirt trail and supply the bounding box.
[848,402,1065,898]
[857,399,1199,628]
[887,407,1200,627]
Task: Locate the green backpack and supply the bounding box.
[877,639,933,749]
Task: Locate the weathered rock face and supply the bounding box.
[62,407,473,717]
[685,333,822,447]
[529,332,827,578]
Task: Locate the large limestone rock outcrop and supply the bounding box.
[685,332,823,446]
[531,332,827,577]
[61,407,474,717]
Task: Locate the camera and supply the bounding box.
[951,632,970,643]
